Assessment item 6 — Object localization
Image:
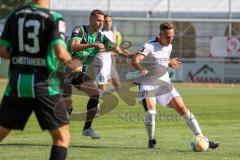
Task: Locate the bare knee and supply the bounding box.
[142,98,156,112]
[49,125,70,148]
[0,127,11,142]
[169,97,189,115]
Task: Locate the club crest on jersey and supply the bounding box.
[73,27,81,34]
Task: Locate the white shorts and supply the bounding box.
[95,68,111,85]
[95,67,120,85]
[94,53,119,85]
[139,84,180,107]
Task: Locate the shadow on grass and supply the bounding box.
[0,143,51,147]
[175,149,192,153]
[71,144,147,150]
[0,143,151,150]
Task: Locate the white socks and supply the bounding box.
[183,111,203,136]
[145,110,156,140]
[145,110,202,140]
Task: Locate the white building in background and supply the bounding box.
[50,0,240,58]
[1,0,239,81]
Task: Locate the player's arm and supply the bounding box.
[54,44,82,72]
[0,46,10,59]
[131,44,151,75]
[131,53,148,75]
[113,46,134,58]
[50,13,82,72]
[70,26,105,52]
[70,26,92,52]
[113,40,134,58]
[102,35,133,58]
[71,39,93,51]
[71,39,105,52]
[169,58,181,69]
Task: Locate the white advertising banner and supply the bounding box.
[182,63,240,83]
[210,36,240,57]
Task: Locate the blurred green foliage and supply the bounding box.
[0,0,32,19]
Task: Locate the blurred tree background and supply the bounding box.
[0,0,32,19]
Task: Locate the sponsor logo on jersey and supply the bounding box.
[59,20,66,33]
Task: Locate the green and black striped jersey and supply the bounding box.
[0,3,67,98]
[59,25,114,73]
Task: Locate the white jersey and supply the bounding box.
[138,38,180,106]
[94,29,117,85]
[138,38,172,82]
[101,30,114,42]
[96,29,114,68]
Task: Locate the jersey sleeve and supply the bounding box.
[102,35,115,49]
[49,11,66,48]
[138,42,152,56]
[70,26,84,41]
[0,14,13,48]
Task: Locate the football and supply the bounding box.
[191,135,209,152]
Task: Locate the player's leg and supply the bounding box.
[71,72,100,139]
[154,85,203,136]
[0,127,11,142]
[96,82,105,117]
[0,97,11,142]
[97,70,118,116]
[57,71,73,113]
[0,96,33,142]
[94,55,106,91]
[96,72,106,91]
[142,97,157,149]
[168,96,203,136]
[111,77,121,89]
[98,84,105,90]
[111,62,121,89]
[49,125,70,160]
[36,95,70,160]
[96,66,111,91]
[140,85,158,148]
[168,96,219,149]
[79,75,100,139]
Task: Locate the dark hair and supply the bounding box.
[90,9,104,17]
[160,22,174,31]
[104,14,112,19]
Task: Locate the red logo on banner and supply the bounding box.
[227,37,240,56]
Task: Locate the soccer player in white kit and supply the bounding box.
[94,14,120,90]
[132,22,219,149]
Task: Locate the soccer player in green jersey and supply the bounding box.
[58,10,116,139]
[0,0,82,159]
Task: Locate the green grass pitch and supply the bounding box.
[0,80,240,160]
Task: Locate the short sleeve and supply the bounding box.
[50,11,66,48]
[138,42,152,56]
[70,26,83,41]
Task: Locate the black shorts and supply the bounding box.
[57,71,92,97]
[57,71,74,97]
[0,95,69,130]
